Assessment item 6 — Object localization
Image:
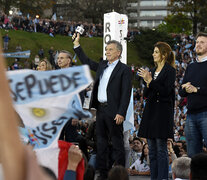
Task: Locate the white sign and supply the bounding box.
[103,12,128,64]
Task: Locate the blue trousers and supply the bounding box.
[185,111,207,157]
[148,138,169,180]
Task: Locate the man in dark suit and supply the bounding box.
[72,33,132,180]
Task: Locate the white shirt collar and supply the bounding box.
[107,59,119,66]
[196,56,207,62]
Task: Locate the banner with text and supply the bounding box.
[3,50,31,58]
[7,65,93,149]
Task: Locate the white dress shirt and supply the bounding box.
[98,59,119,103]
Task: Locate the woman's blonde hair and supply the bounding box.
[38,59,52,71]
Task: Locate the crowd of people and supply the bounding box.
[0,12,140,40]
[1,11,207,179]
[0,12,103,38]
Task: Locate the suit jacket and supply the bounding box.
[138,63,176,139]
[74,46,132,119]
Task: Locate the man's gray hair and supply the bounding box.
[106,40,122,56]
[172,157,191,179]
[59,50,73,60]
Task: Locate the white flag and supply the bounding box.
[51,13,57,21]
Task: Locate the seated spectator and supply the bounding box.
[16,44,22,52]
[108,165,129,180]
[24,59,31,69]
[168,139,177,177]
[34,55,40,69]
[38,48,44,58]
[127,137,143,168]
[190,153,207,180]
[180,143,188,157]
[48,46,56,68]
[12,58,20,70]
[173,144,181,158]
[85,120,97,169]
[171,157,191,180]
[128,143,150,176]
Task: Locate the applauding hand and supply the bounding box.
[138,68,152,87]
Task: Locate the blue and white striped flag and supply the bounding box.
[7,65,93,149]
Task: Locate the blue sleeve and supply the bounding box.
[63,170,76,180]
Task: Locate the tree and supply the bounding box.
[157,13,192,35]
[17,0,55,17]
[133,29,175,65]
[59,0,125,23]
[169,0,207,35]
[0,0,55,16]
[0,0,17,14]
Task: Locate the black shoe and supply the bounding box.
[96,175,107,180]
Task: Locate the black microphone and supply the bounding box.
[124,37,130,41]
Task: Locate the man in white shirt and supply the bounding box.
[72,33,132,180]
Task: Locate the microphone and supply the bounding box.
[73,25,85,42]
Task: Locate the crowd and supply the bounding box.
[0,12,140,40]
[0,12,103,38]
[1,11,207,179]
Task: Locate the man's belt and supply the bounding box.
[98,102,108,107]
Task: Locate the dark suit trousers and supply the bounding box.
[96,104,125,178]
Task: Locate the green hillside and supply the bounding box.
[0,29,146,66]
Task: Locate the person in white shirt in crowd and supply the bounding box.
[128,143,150,176]
[127,137,143,168]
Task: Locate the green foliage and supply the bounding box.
[65,0,125,24]
[169,0,207,35]
[0,0,54,16]
[133,29,175,66]
[0,0,17,14]
[157,14,192,35]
